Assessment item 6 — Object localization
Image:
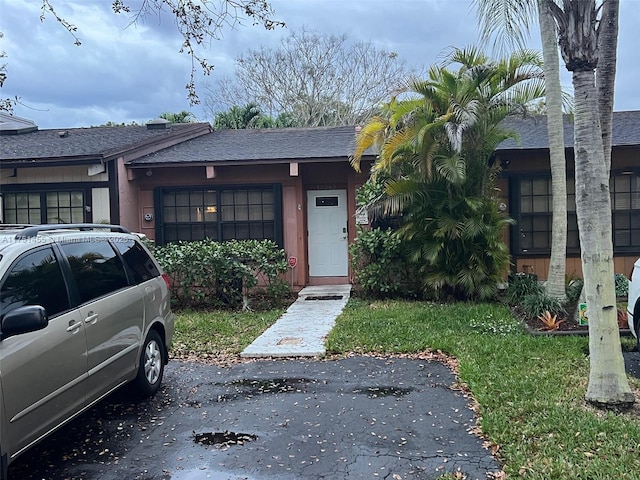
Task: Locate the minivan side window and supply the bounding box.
[0,247,70,318]
[113,239,160,284]
[60,241,128,304]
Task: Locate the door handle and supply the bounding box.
[66,321,82,333]
[84,312,99,324]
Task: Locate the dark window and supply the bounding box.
[60,241,128,304]
[113,239,160,284]
[315,196,339,207]
[516,174,640,255]
[611,174,640,250]
[0,247,70,318]
[159,185,282,245]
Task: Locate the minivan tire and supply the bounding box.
[134,330,165,397]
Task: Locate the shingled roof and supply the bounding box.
[0,122,211,165]
[497,110,640,151]
[128,125,367,166]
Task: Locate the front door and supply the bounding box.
[307,190,348,277]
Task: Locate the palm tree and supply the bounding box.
[546,0,632,407]
[475,0,568,302]
[159,111,197,123]
[352,48,545,300]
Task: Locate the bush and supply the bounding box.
[565,278,584,304]
[504,273,543,306]
[153,239,288,310]
[615,273,629,298]
[349,227,420,299]
[520,291,566,319]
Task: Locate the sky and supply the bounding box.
[1,0,639,130]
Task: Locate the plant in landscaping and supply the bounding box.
[504,273,544,305]
[520,290,566,319]
[153,239,288,310]
[537,310,564,331]
[615,273,629,298]
[351,47,544,301]
[349,226,419,298]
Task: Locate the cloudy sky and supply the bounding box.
[1,0,639,129]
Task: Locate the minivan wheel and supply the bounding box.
[134,330,165,397]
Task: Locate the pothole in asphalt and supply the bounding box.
[304,295,343,300]
[352,386,414,398]
[216,377,317,402]
[192,430,257,447]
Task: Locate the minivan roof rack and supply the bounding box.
[15,224,132,239]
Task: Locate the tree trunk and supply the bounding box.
[537,0,567,302]
[572,69,633,407]
[597,0,619,174]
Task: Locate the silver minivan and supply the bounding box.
[0,224,174,479]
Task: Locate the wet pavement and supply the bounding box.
[8,356,501,480]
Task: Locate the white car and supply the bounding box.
[627,259,640,350]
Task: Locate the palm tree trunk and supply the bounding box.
[572,69,633,406]
[597,0,619,174]
[537,0,567,302]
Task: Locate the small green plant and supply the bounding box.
[504,273,543,305]
[565,277,584,304]
[614,273,629,298]
[520,290,566,319]
[537,310,565,331]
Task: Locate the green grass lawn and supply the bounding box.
[173,299,640,478]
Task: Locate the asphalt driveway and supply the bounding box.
[9,356,501,480]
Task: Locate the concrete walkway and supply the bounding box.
[241,284,351,358]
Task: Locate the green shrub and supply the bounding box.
[349,227,419,298]
[504,273,543,305]
[615,273,629,298]
[565,278,584,304]
[520,291,566,319]
[153,239,288,309]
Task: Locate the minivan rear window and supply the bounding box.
[112,239,160,284]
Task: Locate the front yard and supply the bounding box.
[173,299,640,479]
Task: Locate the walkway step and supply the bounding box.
[241,285,351,358]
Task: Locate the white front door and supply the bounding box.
[307,190,348,277]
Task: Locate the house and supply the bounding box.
[2,110,639,287]
[0,114,210,226]
[123,126,374,287]
[0,116,373,288]
[495,110,640,279]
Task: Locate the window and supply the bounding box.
[516,174,640,254]
[113,239,160,284]
[3,191,85,224]
[3,193,41,224]
[0,247,70,318]
[158,185,282,245]
[60,241,128,304]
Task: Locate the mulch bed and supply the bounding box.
[515,305,632,336]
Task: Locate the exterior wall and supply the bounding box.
[0,164,111,224]
[126,160,371,287]
[500,145,640,281]
[117,157,140,231]
[1,165,108,184]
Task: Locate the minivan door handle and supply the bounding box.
[84,312,99,324]
[66,320,83,333]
